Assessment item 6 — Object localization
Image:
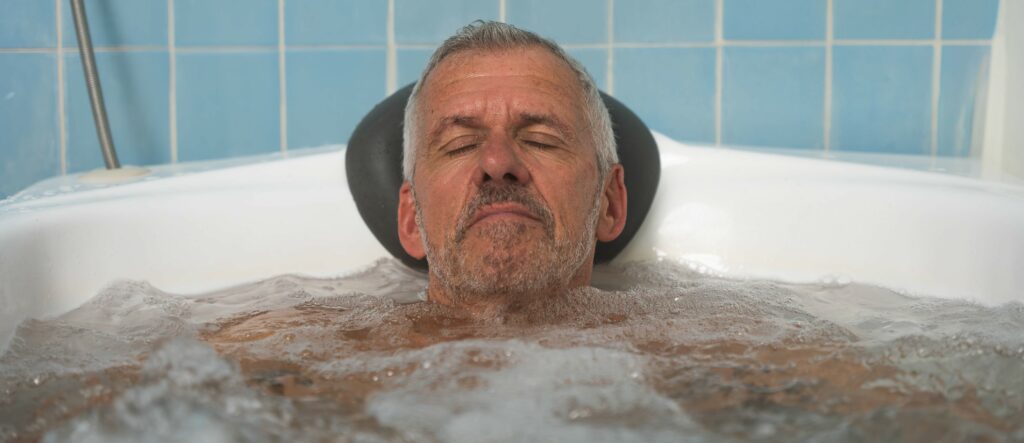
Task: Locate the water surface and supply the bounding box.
[1,259,1022,442]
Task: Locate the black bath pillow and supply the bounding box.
[346,83,660,271]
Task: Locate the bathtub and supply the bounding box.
[2,134,1023,349]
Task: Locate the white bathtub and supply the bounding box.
[2,134,1023,348]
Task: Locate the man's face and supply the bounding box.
[398,47,625,304]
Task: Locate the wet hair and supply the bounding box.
[402,20,617,182]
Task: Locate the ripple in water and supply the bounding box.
[1,259,1022,442]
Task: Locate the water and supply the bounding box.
[1,259,1023,442]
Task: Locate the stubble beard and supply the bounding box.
[415,182,602,305]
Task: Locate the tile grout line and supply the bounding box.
[499,0,506,22]
[714,0,723,146]
[834,38,975,45]
[174,46,291,53]
[392,43,437,50]
[276,44,389,50]
[823,0,833,153]
[278,0,288,155]
[0,48,59,53]
[23,45,168,53]
[0,38,993,54]
[56,0,67,175]
[929,0,943,159]
[168,0,178,163]
[386,0,396,94]
[605,0,614,94]
[940,40,990,45]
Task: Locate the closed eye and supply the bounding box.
[519,129,564,151]
[440,133,481,157]
[446,143,478,156]
[523,140,556,149]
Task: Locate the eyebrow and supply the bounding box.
[427,115,482,150]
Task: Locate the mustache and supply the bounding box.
[453,183,554,243]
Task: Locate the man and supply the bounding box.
[396,21,628,317]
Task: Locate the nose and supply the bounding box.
[475,133,531,186]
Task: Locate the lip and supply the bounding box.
[469,203,542,227]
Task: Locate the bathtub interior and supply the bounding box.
[2,133,1024,349]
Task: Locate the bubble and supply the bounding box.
[567,407,593,420]
[753,422,777,438]
[2,258,1022,441]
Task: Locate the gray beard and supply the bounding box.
[415,181,602,304]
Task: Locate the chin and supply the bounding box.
[462,222,548,252]
[431,220,582,296]
[460,249,558,295]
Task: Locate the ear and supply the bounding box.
[397,181,426,259]
[596,164,628,243]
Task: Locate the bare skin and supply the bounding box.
[396,47,628,317]
[9,294,1019,441]
[195,298,1019,436]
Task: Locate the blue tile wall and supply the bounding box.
[287,49,386,148]
[62,0,167,47]
[175,0,278,46]
[0,0,1005,198]
[724,0,826,40]
[834,0,935,40]
[65,51,170,172]
[0,0,56,48]
[723,47,825,149]
[0,54,60,198]
[394,0,498,45]
[614,48,716,143]
[938,45,991,156]
[615,0,714,43]
[397,48,434,87]
[565,48,608,91]
[176,52,280,161]
[831,46,934,154]
[506,0,606,45]
[286,0,387,45]
[943,0,1000,39]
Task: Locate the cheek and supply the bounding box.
[417,175,470,229]
[420,159,474,194]
[537,165,599,229]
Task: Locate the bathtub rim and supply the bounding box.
[2,133,1023,353]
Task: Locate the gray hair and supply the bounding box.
[402,20,617,182]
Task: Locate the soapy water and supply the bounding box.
[1,259,1023,442]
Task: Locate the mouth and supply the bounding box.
[468,203,543,228]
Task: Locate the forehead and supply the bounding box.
[417,47,586,119]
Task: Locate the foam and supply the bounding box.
[41,338,298,443]
[1,259,1022,441]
